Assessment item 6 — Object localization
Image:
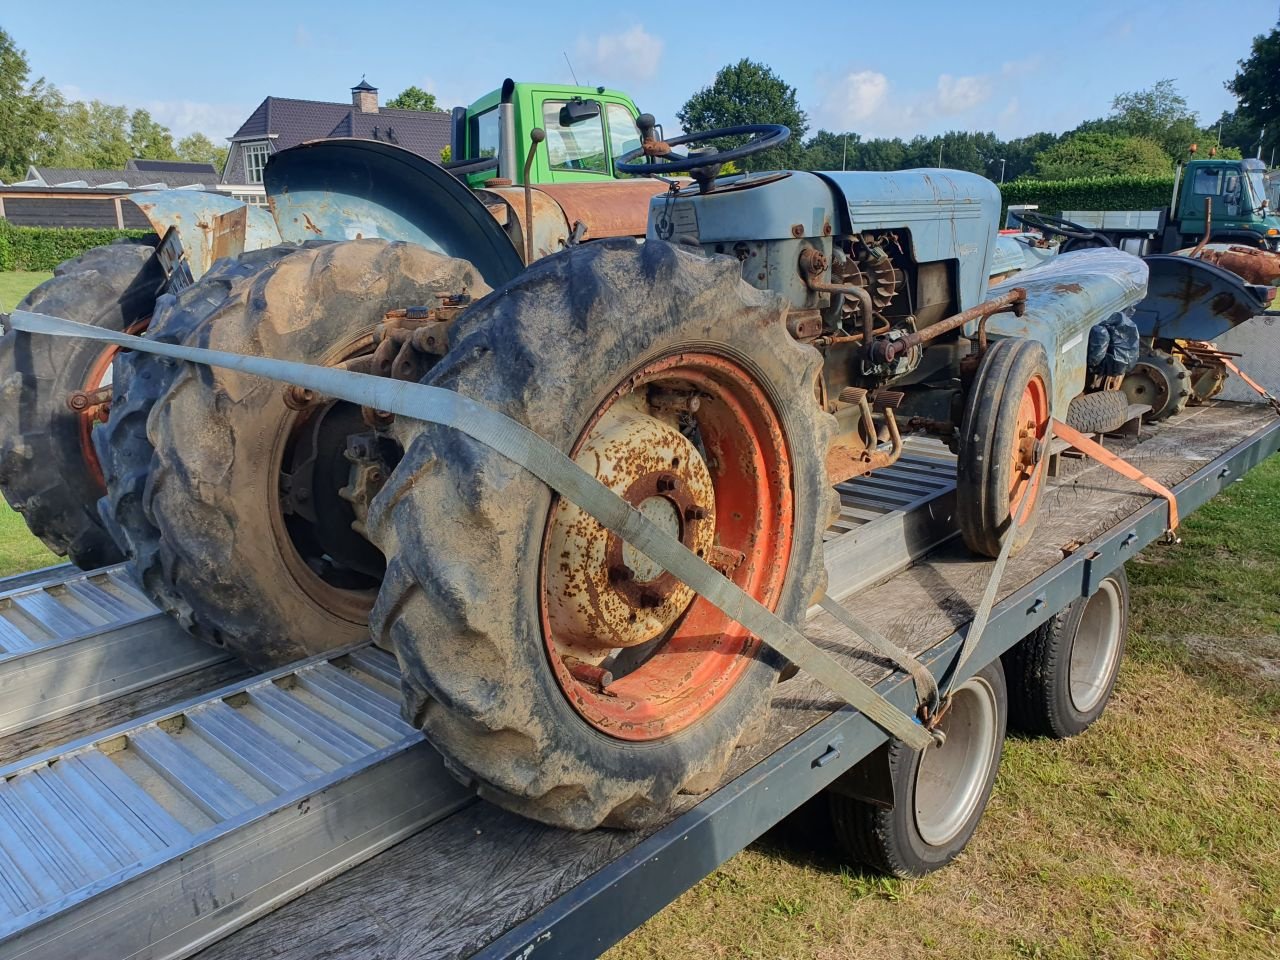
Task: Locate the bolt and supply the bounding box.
[684,505,707,522]
[638,589,663,608]
[608,564,634,584]
[656,474,678,493]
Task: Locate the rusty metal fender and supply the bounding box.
[263,139,524,289]
[1135,255,1275,342]
[128,192,281,281]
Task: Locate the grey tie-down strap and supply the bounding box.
[7,308,938,750]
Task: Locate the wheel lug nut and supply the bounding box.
[656,474,678,493]
[638,589,663,608]
[684,505,707,522]
[608,564,634,584]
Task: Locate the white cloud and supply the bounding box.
[574,25,664,84]
[934,74,991,115]
[144,99,254,141]
[825,70,890,126]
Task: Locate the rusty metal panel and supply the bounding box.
[476,186,570,262]
[533,180,668,240]
[128,192,281,280]
[1134,254,1274,342]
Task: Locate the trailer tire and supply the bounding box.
[95,244,308,643]
[123,240,488,665]
[369,239,836,830]
[1064,389,1128,435]
[0,242,163,568]
[829,659,1007,877]
[1005,567,1128,738]
[956,338,1052,558]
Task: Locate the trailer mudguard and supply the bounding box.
[263,139,524,289]
[1134,255,1275,341]
[128,192,282,281]
[986,249,1149,418]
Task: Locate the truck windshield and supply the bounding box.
[1245,170,1268,211]
[469,108,499,159]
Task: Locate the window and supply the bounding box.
[233,192,269,207]
[469,108,500,159]
[242,142,270,184]
[607,104,641,163]
[541,100,606,173]
[1191,167,1223,195]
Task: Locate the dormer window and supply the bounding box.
[242,142,270,184]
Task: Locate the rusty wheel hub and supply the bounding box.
[1009,374,1049,521]
[545,394,716,657]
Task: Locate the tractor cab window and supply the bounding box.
[542,99,607,173]
[607,104,642,161]
[470,108,500,159]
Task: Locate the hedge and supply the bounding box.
[0,223,153,272]
[998,175,1176,218]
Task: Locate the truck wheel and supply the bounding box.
[828,659,1007,877]
[956,338,1051,558]
[0,242,163,569]
[1064,389,1128,435]
[1121,347,1190,422]
[132,240,489,665]
[1005,567,1128,738]
[95,245,308,633]
[368,239,836,830]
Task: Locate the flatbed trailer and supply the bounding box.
[0,401,1276,960]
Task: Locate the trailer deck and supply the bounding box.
[0,401,1276,960]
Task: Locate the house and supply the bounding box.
[221,79,452,200]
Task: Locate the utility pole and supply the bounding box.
[999,158,1006,184]
[842,134,848,171]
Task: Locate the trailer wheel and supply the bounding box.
[95,244,308,640]
[829,659,1007,877]
[956,338,1051,558]
[369,239,835,830]
[1005,567,1128,738]
[0,242,163,568]
[129,240,488,665]
[1121,347,1190,422]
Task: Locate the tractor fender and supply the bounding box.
[1134,254,1275,342]
[127,191,282,281]
[985,249,1149,419]
[263,138,524,289]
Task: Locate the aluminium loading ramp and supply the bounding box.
[0,405,1275,959]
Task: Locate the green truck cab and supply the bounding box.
[449,79,644,188]
[1173,158,1280,249]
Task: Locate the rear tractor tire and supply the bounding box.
[120,239,489,665]
[368,239,837,830]
[0,242,163,568]
[956,338,1052,558]
[828,659,1008,877]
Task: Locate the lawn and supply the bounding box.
[0,270,52,312]
[611,454,1280,960]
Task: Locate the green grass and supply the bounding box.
[610,455,1280,960]
[0,270,51,312]
[0,271,60,575]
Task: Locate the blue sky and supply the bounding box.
[4,2,1278,143]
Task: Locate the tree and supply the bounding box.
[128,108,177,160]
[677,59,808,171]
[800,130,859,171]
[1074,80,1200,161]
[1227,20,1280,161]
[1000,132,1060,181]
[0,28,59,181]
[177,132,229,174]
[857,137,908,171]
[386,86,439,112]
[1031,132,1172,180]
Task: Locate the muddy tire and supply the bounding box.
[1064,389,1128,435]
[129,240,489,665]
[0,242,163,568]
[956,338,1052,558]
[95,245,309,633]
[368,239,835,831]
[1122,346,1191,422]
[1005,567,1128,738]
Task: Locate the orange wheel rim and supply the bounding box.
[538,352,794,741]
[1009,373,1050,525]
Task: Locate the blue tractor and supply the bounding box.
[0,119,1225,832]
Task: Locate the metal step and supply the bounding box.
[0,448,960,960]
[823,438,958,601]
[0,644,472,960]
[0,566,231,737]
[0,565,74,596]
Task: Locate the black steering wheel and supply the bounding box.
[614,114,790,176]
[1013,210,1113,246]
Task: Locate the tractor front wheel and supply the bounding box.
[369,239,836,830]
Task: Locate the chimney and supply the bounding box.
[352,77,378,114]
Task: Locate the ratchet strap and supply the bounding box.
[817,595,939,714]
[1051,419,1179,534]
[5,308,937,750]
[1220,357,1280,416]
